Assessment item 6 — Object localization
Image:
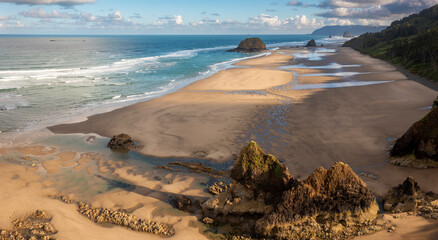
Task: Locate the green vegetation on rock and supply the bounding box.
[231,141,292,192]
[343,4,438,81]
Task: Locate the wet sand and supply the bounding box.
[1,45,438,239]
[48,54,294,161]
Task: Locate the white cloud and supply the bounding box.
[153,15,184,26]
[317,0,438,20]
[109,10,123,21]
[0,0,94,5]
[249,14,282,27]
[358,18,388,25]
[190,17,220,26]
[16,20,24,27]
[319,0,394,8]
[20,8,75,18]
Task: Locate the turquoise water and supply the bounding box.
[0,35,338,132]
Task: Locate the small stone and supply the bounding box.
[202,217,214,224]
[431,200,438,208]
[153,176,161,181]
[393,202,417,213]
[388,226,396,232]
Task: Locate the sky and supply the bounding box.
[0,0,437,34]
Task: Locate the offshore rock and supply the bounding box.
[201,141,379,239]
[343,31,352,37]
[390,107,438,167]
[107,133,141,151]
[227,38,266,52]
[306,39,317,47]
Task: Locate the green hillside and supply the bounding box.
[343,4,438,81]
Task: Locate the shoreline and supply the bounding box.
[1,44,438,239]
[0,50,273,135]
[48,51,295,161]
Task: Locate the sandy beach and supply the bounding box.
[1,45,438,239]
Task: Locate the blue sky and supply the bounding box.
[0,0,437,34]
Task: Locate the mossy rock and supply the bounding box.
[231,141,292,192]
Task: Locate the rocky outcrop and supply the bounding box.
[343,31,352,37]
[227,38,266,52]
[383,177,438,219]
[0,210,57,240]
[50,194,175,236]
[306,39,317,47]
[107,133,141,151]
[390,107,438,168]
[77,202,175,236]
[383,177,421,212]
[201,141,379,239]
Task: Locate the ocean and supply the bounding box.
[0,35,340,132]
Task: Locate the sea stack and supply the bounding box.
[390,105,438,168]
[343,31,352,37]
[201,141,379,239]
[227,37,266,52]
[306,39,317,47]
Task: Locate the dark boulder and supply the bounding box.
[227,38,266,52]
[305,39,317,47]
[390,106,438,163]
[107,133,140,151]
[171,196,195,213]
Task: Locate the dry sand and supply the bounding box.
[1,45,438,239]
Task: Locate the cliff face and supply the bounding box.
[201,142,379,239]
[227,38,266,52]
[390,107,438,166]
